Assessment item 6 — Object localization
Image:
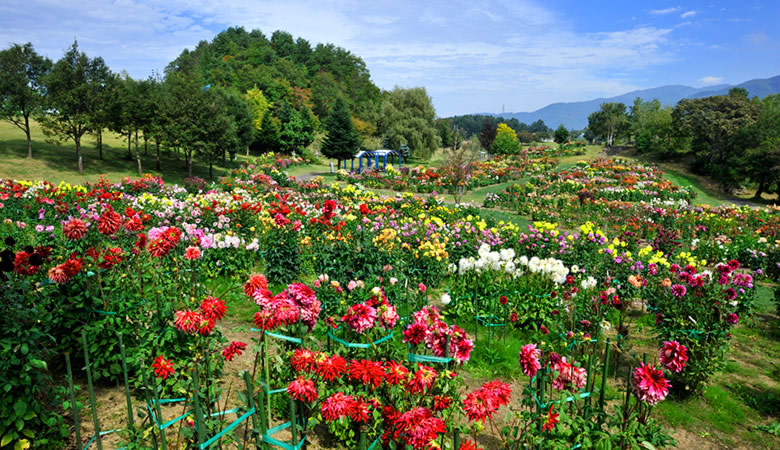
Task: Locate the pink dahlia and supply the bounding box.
[659,341,688,373]
[519,343,542,377]
[341,303,377,334]
[632,363,670,405]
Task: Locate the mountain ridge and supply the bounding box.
[470,74,780,130]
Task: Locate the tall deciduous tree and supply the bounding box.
[0,43,51,159]
[734,94,780,197]
[378,87,439,159]
[321,96,361,168]
[278,101,315,155]
[629,97,674,155]
[587,102,629,146]
[40,41,112,174]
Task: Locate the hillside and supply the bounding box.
[477,74,780,129]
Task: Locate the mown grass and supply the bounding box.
[0,120,249,185]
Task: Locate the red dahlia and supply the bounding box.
[97,207,122,235]
[63,218,88,240]
[287,376,318,403]
[222,341,247,361]
[348,359,385,388]
[151,355,175,380]
[200,296,227,321]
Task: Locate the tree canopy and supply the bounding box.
[321,96,361,165]
[378,87,439,159]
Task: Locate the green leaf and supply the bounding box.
[640,442,657,450]
[13,400,26,418]
[19,344,28,355]
[1,433,14,447]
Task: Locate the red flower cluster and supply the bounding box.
[321,392,373,423]
[519,343,542,377]
[148,226,182,258]
[542,405,560,432]
[222,341,247,361]
[659,341,688,373]
[632,363,670,405]
[290,348,348,382]
[550,356,587,392]
[407,364,437,394]
[463,380,512,423]
[152,355,175,380]
[403,306,473,364]
[97,206,122,235]
[48,257,83,284]
[174,296,227,336]
[348,359,385,388]
[252,281,321,332]
[390,406,447,449]
[243,273,269,297]
[62,218,88,240]
[287,376,318,403]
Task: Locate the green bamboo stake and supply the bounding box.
[148,368,168,450]
[598,339,611,426]
[139,361,159,449]
[289,397,298,444]
[117,333,134,430]
[256,376,268,449]
[623,366,632,415]
[64,352,82,448]
[453,429,460,449]
[81,331,103,450]
[193,368,206,446]
[585,341,596,409]
[263,332,272,425]
[243,371,263,450]
[444,334,451,370]
[358,426,367,450]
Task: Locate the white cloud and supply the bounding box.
[650,7,680,15]
[680,11,696,19]
[698,76,724,85]
[0,0,688,116]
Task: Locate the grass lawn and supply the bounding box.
[0,120,249,185]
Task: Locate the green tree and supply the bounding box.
[312,71,340,118]
[40,41,113,174]
[0,43,51,159]
[245,87,270,129]
[629,97,674,154]
[399,143,410,160]
[478,118,497,153]
[378,87,439,159]
[321,96,361,168]
[491,123,521,155]
[554,124,569,145]
[278,101,315,155]
[252,109,281,153]
[673,93,759,189]
[217,87,255,165]
[436,118,454,148]
[587,102,629,146]
[734,94,780,197]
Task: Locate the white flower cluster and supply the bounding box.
[580,276,598,290]
[456,244,520,277]
[519,256,570,284]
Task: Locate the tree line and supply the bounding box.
[0,28,443,176]
[586,89,780,196]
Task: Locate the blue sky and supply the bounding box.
[1,0,778,117]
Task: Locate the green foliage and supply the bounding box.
[0,42,51,158]
[245,86,270,131]
[587,102,629,146]
[672,92,759,189]
[378,87,440,159]
[492,123,521,155]
[40,40,113,174]
[278,102,315,155]
[479,118,497,152]
[630,98,674,155]
[554,124,570,145]
[264,227,301,284]
[321,96,361,162]
[252,109,281,153]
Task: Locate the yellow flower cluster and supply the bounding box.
[372,228,399,251]
[415,237,448,261]
[56,181,88,193]
[674,251,706,268]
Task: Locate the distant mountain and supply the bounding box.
[477,75,780,130]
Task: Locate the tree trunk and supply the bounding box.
[209,162,213,179]
[25,115,32,159]
[187,153,193,178]
[246,145,250,156]
[155,139,161,171]
[97,129,103,160]
[753,179,765,200]
[76,137,83,174]
[135,130,142,176]
[127,133,132,160]
[222,149,226,167]
[144,134,148,156]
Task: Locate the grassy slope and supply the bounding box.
[0,120,248,185]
